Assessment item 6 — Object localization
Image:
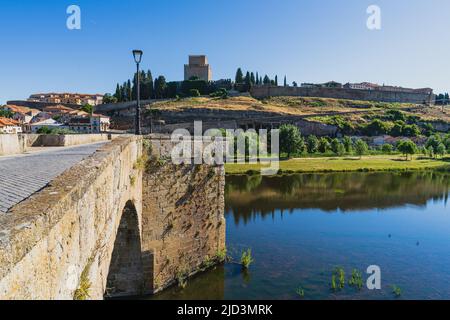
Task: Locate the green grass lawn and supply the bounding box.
[225,155,450,175]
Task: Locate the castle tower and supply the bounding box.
[184,55,212,81]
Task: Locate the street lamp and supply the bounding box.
[132,49,143,135]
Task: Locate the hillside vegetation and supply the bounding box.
[147,95,450,126]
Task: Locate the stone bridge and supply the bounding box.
[0,136,225,299]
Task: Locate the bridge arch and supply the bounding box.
[104,200,143,298]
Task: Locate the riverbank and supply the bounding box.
[225,155,450,175]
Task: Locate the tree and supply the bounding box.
[275,75,278,86]
[292,81,298,87]
[250,72,256,85]
[436,143,446,158]
[102,93,118,104]
[0,109,13,118]
[284,76,287,87]
[425,135,442,155]
[114,83,121,101]
[279,124,303,158]
[255,72,259,85]
[263,75,271,85]
[127,79,132,101]
[396,139,417,160]
[154,75,167,99]
[331,139,345,156]
[244,71,252,91]
[318,137,331,153]
[81,103,93,114]
[381,144,394,154]
[443,135,450,152]
[342,136,353,154]
[306,135,319,154]
[354,139,369,159]
[235,68,244,84]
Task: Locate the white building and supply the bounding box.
[29,118,63,133]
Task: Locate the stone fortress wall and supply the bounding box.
[250,86,435,105]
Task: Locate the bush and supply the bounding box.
[364,119,391,136]
[188,89,201,97]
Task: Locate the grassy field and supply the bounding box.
[225,155,450,175]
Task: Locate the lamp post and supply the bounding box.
[132,50,143,135]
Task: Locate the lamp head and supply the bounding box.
[132,50,143,64]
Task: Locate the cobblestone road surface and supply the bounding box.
[0,142,107,213]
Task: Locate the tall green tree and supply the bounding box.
[318,137,331,153]
[396,139,417,160]
[354,139,369,159]
[250,72,256,85]
[306,135,319,153]
[284,76,287,87]
[154,75,167,99]
[279,124,303,158]
[275,75,278,86]
[114,83,121,101]
[235,68,244,84]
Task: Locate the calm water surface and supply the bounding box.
[151,171,450,300]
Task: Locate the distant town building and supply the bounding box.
[301,81,343,88]
[184,55,212,81]
[68,114,110,133]
[0,117,22,134]
[29,118,63,133]
[2,105,40,124]
[344,82,380,90]
[28,93,104,106]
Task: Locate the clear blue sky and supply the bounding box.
[1,0,449,104]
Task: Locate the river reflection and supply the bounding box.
[150,171,450,300]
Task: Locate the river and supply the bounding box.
[150,171,450,300]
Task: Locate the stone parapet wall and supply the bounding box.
[0,134,27,156]
[0,136,143,299]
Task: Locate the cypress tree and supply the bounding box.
[284,76,287,87]
[235,68,244,84]
[250,72,256,85]
[275,75,278,86]
[114,83,121,101]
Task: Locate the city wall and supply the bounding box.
[250,86,434,104]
